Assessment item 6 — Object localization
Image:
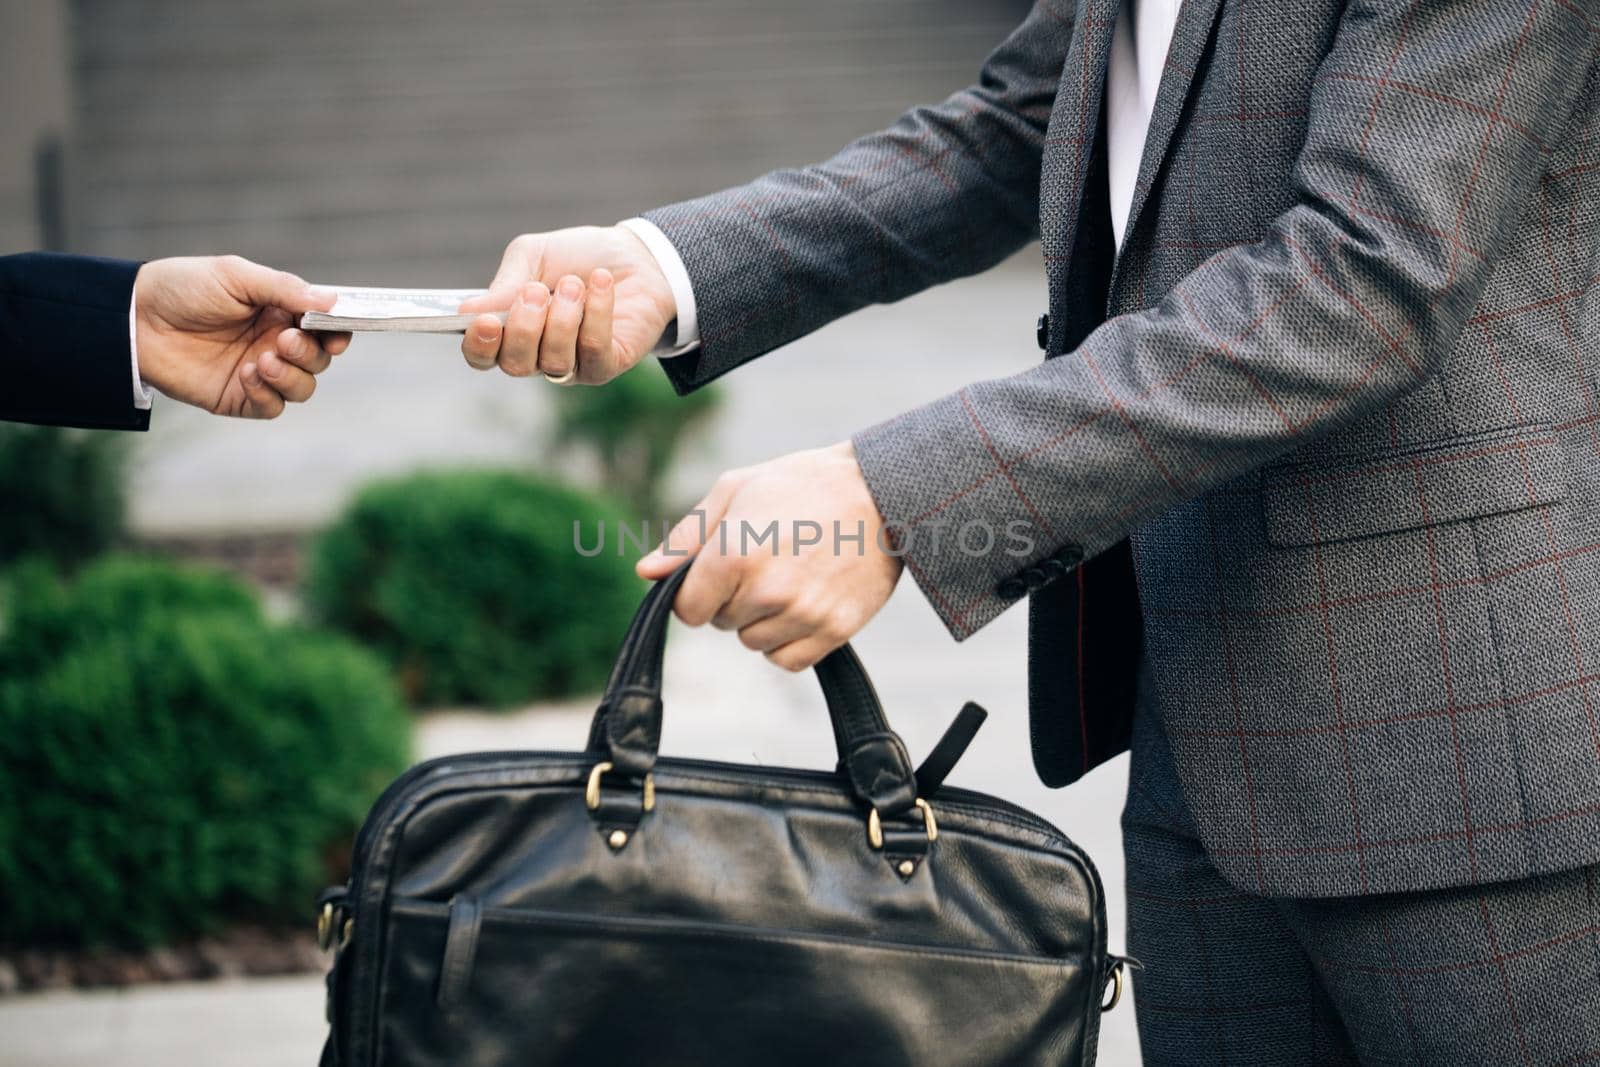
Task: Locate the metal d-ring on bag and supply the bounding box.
[317,563,1124,1066]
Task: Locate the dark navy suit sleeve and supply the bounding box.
[0,252,149,431]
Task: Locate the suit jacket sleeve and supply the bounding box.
[640,0,1075,392]
[851,0,1595,639]
[0,252,149,431]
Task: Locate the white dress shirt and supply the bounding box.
[128,293,154,410]
[623,0,1182,354]
[1106,0,1183,249]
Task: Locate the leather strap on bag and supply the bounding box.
[587,563,921,817]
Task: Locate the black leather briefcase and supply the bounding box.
[318,567,1122,1066]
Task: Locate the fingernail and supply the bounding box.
[592,270,613,292]
[477,326,497,342]
[557,277,582,301]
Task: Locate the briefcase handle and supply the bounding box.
[585,562,922,819]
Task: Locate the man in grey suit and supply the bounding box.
[460,0,1599,1060]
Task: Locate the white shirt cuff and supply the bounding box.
[128,291,153,410]
[618,217,700,356]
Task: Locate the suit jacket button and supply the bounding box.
[996,576,1028,600]
[1040,558,1068,580]
[1036,313,1050,351]
[1055,544,1084,566]
[1022,567,1047,590]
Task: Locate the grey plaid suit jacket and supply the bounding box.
[644,0,1600,899]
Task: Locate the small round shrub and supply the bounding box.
[0,424,126,568]
[0,555,262,679]
[0,557,411,949]
[304,470,642,707]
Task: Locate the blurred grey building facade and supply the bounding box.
[4,0,1030,283]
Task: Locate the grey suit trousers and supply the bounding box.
[1124,662,1600,1066]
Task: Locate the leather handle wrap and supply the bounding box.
[585,562,919,815]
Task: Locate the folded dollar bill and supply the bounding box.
[300,285,505,333]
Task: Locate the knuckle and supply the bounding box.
[502,328,533,356]
[823,609,854,642]
[747,581,789,616]
[787,592,824,627]
[767,650,807,673]
[499,357,532,378]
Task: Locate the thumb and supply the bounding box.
[227,257,335,314]
[457,287,517,315]
[459,238,537,313]
[636,510,711,580]
[637,471,746,579]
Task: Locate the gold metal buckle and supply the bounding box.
[585,760,655,813]
[867,797,938,850]
[316,903,334,952]
[317,903,353,953]
[1102,959,1127,1012]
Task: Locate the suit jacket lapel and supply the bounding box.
[1113,0,1226,281]
[1039,0,1118,352]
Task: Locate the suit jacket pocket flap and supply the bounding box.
[1262,425,1566,548]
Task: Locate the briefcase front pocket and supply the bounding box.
[377,899,1088,1067]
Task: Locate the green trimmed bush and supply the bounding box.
[0,424,127,568]
[0,557,411,949]
[553,368,720,516]
[304,470,641,707]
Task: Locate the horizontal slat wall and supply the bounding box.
[68,0,1032,284]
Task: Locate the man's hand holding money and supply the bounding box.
[457,226,678,385]
[135,255,350,419]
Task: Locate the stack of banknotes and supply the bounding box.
[300,286,502,333]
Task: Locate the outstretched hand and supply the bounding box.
[133,255,351,419]
[458,225,678,384]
